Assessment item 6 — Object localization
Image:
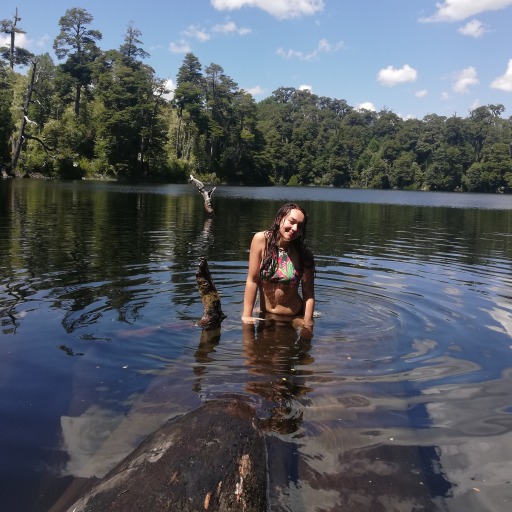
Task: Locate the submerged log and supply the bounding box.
[196,256,227,329]
[190,174,216,215]
[65,398,267,512]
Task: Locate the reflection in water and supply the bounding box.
[241,318,316,510]
[57,328,203,482]
[192,316,317,509]
[242,317,314,434]
[192,327,222,393]
[2,180,512,511]
[423,369,512,511]
[237,318,453,511]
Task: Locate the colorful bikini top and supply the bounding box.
[259,247,302,285]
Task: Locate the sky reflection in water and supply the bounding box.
[0,180,511,511]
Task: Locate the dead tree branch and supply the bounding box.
[190,174,216,215]
[23,134,56,156]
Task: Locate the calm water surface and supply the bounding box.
[1,180,512,511]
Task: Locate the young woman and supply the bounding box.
[242,203,315,330]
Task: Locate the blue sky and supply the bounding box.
[3,0,512,119]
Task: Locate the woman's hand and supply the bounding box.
[242,315,264,325]
[291,317,314,339]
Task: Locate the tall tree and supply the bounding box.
[119,22,149,62]
[468,104,506,160]
[93,49,167,178]
[173,53,205,159]
[221,89,269,183]
[53,7,102,115]
[0,8,33,69]
[204,63,238,172]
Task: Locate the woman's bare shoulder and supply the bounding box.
[251,231,267,245]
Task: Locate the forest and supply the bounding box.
[1,7,512,192]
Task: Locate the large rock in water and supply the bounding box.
[66,398,267,512]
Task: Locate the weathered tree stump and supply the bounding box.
[196,256,227,329]
[65,398,267,512]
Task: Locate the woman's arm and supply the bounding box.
[242,232,266,322]
[301,253,315,328]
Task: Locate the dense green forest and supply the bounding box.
[1,7,512,192]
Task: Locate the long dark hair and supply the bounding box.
[261,203,313,274]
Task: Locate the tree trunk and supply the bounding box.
[9,28,15,69]
[74,83,81,116]
[176,107,182,158]
[11,59,37,174]
[196,256,226,329]
[8,8,21,69]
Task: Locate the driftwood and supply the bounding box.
[64,398,267,512]
[196,256,227,329]
[190,174,216,215]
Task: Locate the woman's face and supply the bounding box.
[279,209,305,242]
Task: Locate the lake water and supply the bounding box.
[1,179,512,511]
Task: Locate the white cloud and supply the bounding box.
[415,89,428,98]
[458,19,488,37]
[377,64,418,86]
[169,40,191,54]
[356,101,376,111]
[420,0,512,22]
[34,34,50,49]
[212,21,251,35]
[276,47,302,59]
[1,32,46,50]
[163,79,176,101]
[470,98,481,110]
[452,66,479,93]
[245,85,265,96]
[276,38,344,60]
[299,84,313,92]
[318,39,344,52]
[183,25,211,42]
[490,59,512,91]
[441,91,450,100]
[170,20,250,53]
[211,0,324,19]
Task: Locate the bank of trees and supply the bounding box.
[1,7,512,192]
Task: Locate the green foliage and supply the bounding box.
[1,8,512,192]
[53,7,102,116]
[462,143,512,192]
[0,63,13,167]
[389,152,422,190]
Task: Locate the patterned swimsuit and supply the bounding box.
[260,247,302,285]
